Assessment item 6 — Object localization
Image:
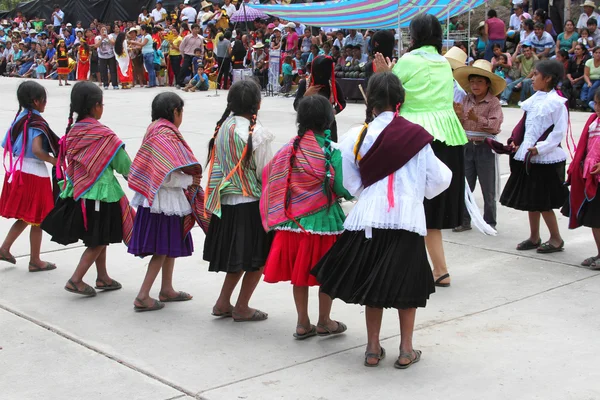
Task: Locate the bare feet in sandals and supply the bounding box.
[28,259,57,272]
[316,320,347,337]
[65,279,97,297]
[232,307,268,322]
[159,290,193,302]
[0,248,16,265]
[133,296,164,312]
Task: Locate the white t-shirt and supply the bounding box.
[151,8,168,26]
[52,10,64,26]
[222,3,236,17]
[181,6,198,22]
[577,11,600,30]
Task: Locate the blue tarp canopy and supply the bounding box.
[253,0,486,30]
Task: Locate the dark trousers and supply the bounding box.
[170,55,182,85]
[177,54,193,86]
[132,54,146,86]
[217,57,231,89]
[99,56,118,88]
[549,0,564,34]
[463,141,497,227]
[561,78,584,108]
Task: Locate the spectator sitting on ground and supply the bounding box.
[587,18,600,45]
[577,0,600,32]
[520,19,535,45]
[562,43,590,109]
[530,22,555,59]
[491,43,511,68]
[183,63,209,92]
[578,28,595,51]
[556,20,579,56]
[500,41,538,106]
[493,53,512,84]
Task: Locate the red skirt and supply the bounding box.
[0,171,54,225]
[117,61,133,84]
[263,230,339,287]
[77,61,90,81]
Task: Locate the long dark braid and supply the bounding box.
[354,102,374,163]
[65,105,74,136]
[11,81,47,142]
[207,105,231,165]
[243,110,258,167]
[9,106,22,143]
[285,124,308,212]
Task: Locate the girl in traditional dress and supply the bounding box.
[128,93,207,312]
[41,82,134,297]
[203,80,274,322]
[499,60,569,253]
[55,39,70,86]
[0,81,60,272]
[261,95,351,339]
[563,89,600,269]
[114,32,133,89]
[76,41,91,81]
[311,72,452,369]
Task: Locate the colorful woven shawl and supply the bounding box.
[56,117,135,245]
[260,131,334,231]
[129,118,209,235]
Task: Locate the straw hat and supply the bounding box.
[453,60,507,96]
[201,1,212,9]
[444,46,468,70]
[201,11,214,23]
[583,0,596,9]
[477,21,485,30]
[128,26,138,34]
[253,42,265,49]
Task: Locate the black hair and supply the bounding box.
[208,80,261,166]
[557,49,569,59]
[534,9,547,21]
[194,47,202,53]
[191,23,200,30]
[575,42,587,52]
[293,95,335,207]
[409,14,443,54]
[10,81,47,141]
[141,24,149,34]
[590,18,599,27]
[355,72,405,162]
[223,30,232,40]
[468,74,491,86]
[487,9,497,18]
[141,6,147,11]
[114,32,126,56]
[524,19,534,30]
[593,46,600,53]
[65,81,103,135]
[581,27,591,37]
[151,92,184,123]
[371,30,395,59]
[492,43,503,51]
[534,22,545,30]
[535,59,564,89]
[153,41,158,51]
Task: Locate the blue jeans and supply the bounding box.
[484,39,505,62]
[500,77,534,103]
[143,52,156,87]
[580,80,600,103]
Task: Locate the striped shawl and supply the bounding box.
[129,119,209,235]
[260,131,334,231]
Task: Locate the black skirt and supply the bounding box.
[41,198,123,247]
[500,157,569,212]
[311,229,435,309]
[561,191,600,228]
[424,140,465,229]
[203,201,271,273]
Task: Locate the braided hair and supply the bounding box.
[65,81,104,136]
[354,72,405,162]
[208,80,261,166]
[294,96,335,208]
[10,81,47,142]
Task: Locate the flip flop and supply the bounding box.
[364,347,386,367]
[64,279,97,297]
[293,324,317,340]
[537,240,565,254]
[134,298,165,312]
[517,239,542,251]
[581,256,600,267]
[0,250,16,265]
[29,262,57,272]
[394,349,422,369]
[94,279,122,291]
[434,273,451,288]
[590,261,600,271]
[159,291,193,302]
[233,309,268,322]
[211,306,233,318]
[316,320,347,337]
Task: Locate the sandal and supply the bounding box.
[64,279,97,297]
[28,262,57,272]
[0,249,17,265]
[134,298,165,312]
[94,278,122,291]
[581,256,600,267]
[316,320,347,337]
[233,309,268,322]
[434,273,451,288]
[394,349,422,369]
[211,306,233,318]
[293,324,317,340]
[159,291,193,302]
[364,347,386,367]
[517,239,541,251]
[537,240,565,254]
[590,261,600,271]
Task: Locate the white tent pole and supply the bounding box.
[468,5,471,61]
[446,9,450,52]
[398,0,402,55]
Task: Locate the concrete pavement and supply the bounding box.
[0,78,599,400]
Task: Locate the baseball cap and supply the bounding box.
[267,23,275,29]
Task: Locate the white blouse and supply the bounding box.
[221,116,274,205]
[131,171,193,217]
[341,112,452,237]
[515,89,568,164]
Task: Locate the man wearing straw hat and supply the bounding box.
[577,1,600,31]
[445,46,469,103]
[452,60,506,232]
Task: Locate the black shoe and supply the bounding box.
[452,225,472,233]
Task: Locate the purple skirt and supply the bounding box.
[128,206,194,258]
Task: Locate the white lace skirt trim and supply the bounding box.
[131,188,192,217]
[273,226,344,235]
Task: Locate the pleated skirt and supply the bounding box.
[0,171,54,225]
[263,230,339,287]
[41,197,123,247]
[561,191,600,229]
[311,228,435,309]
[203,201,271,273]
[424,140,465,229]
[501,158,569,212]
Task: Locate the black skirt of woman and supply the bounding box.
[311,228,435,309]
[424,140,465,229]
[561,190,600,228]
[501,157,569,212]
[203,201,272,273]
[41,198,123,247]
